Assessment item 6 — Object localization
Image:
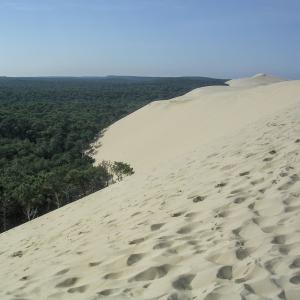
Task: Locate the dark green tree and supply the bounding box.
[112,162,135,181]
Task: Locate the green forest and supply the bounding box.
[0,76,226,232]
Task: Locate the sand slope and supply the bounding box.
[0,75,300,300]
[92,74,300,173]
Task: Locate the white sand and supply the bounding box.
[92,74,299,174]
[0,74,300,300]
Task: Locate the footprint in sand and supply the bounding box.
[97,288,119,296]
[236,248,249,260]
[278,245,291,255]
[248,202,255,210]
[264,257,281,274]
[215,182,227,188]
[250,178,264,185]
[234,197,247,204]
[285,205,300,213]
[150,223,165,231]
[239,171,250,176]
[56,277,79,288]
[171,211,185,217]
[103,272,121,280]
[55,268,70,276]
[128,237,145,245]
[172,273,196,290]
[177,225,194,234]
[230,188,245,195]
[192,195,206,203]
[232,227,242,236]
[20,275,30,281]
[89,261,101,267]
[167,293,181,300]
[278,174,300,191]
[131,211,141,217]
[127,253,144,266]
[263,157,273,162]
[184,212,200,219]
[271,235,286,245]
[129,264,171,281]
[68,285,88,293]
[216,266,232,280]
[290,273,300,284]
[153,240,173,250]
[214,209,229,218]
[289,258,300,269]
[11,250,23,258]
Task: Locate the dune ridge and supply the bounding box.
[0,75,300,300]
[92,74,300,173]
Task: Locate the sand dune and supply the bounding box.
[0,74,300,300]
[226,73,284,88]
[92,74,300,173]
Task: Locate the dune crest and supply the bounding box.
[226,73,284,87]
[0,75,300,300]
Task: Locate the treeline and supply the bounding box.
[0,76,227,232]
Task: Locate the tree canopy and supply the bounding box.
[0,76,227,232]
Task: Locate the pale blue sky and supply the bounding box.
[0,0,299,78]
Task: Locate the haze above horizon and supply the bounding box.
[0,0,299,79]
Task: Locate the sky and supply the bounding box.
[0,0,299,79]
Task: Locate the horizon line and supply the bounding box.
[0,74,230,79]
